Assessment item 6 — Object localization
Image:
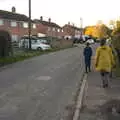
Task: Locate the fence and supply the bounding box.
[0,38,73,66]
[11,38,73,54]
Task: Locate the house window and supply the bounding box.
[33,24,36,29]
[19,22,23,27]
[11,21,17,27]
[23,22,28,28]
[12,35,18,42]
[57,29,60,32]
[48,27,51,31]
[52,27,55,31]
[61,29,64,32]
[0,19,4,26]
[75,30,78,34]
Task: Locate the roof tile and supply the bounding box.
[34,19,61,28]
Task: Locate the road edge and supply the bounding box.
[72,73,88,120]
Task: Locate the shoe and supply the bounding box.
[105,84,108,88]
[103,84,108,88]
[105,84,110,88]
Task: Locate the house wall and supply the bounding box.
[63,25,75,36]
[36,22,65,38]
[0,18,37,42]
[63,25,83,38]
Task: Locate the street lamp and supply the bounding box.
[28,0,31,50]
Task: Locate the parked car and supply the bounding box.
[31,42,51,50]
[19,37,51,50]
[38,39,49,45]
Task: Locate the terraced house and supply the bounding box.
[63,23,83,39]
[0,7,37,42]
[34,16,65,38]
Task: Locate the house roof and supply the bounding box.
[0,10,30,22]
[63,24,83,31]
[34,19,61,29]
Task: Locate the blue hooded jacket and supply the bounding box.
[83,46,92,65]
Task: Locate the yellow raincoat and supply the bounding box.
[95,45,115,72]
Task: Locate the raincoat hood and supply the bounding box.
[100,45,107,49]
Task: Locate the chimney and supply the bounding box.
[68,22,70,25]
[12,6,16,13]
[48,18,51,23]
[40,16,43,21]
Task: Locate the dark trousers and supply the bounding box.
[85,64,91,73]
[85,58,91,73]
[100,71,109,86]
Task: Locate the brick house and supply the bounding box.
[0,7,37,42]
[34,17,65,38]
[63,23,83,39]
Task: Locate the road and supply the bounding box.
[0,46,84,120]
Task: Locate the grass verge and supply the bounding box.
[111,45,120,77]
[0,45,74,66]
[112,51,120,77]
[114,60,120,77]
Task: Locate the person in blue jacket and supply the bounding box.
[83,42,93,73]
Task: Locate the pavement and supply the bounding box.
[80,71,120,120]
[0,46,85,120]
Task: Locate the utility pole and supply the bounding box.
[28,0,31,50]
[80,17,83,29]
[80,17,83,38]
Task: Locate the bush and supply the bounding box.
[112,35,120,77]
[112,35,120,49]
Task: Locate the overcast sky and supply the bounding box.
[0,0,120,27]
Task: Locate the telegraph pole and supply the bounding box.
[80,17,83,29]
[80,17,83,39]
[28,0,31,49]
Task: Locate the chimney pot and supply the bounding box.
[12,6,16,13]
[49,18,51,23]
[40,16,43,21]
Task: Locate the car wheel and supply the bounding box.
[37,47,42,51]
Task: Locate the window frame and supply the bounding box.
[11,34,18,42]
[23,22,28,28]
[52,27,56,31]
[11,21,17,27]
[48,27,51,31]
[33,23,36,29]
[0,19,4,26]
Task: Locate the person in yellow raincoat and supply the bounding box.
[95,39,115,88]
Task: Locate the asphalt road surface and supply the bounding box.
[0,46,85,120]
